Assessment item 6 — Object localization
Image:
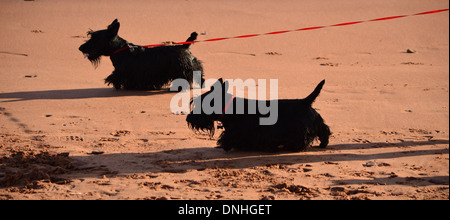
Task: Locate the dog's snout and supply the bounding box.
[79,44,86,52]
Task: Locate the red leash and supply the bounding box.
[111,8,448,55]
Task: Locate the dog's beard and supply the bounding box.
[84,53,101,68]
[186,115,215,139]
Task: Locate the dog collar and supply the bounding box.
[111,44,142,56]
[222,97,236,115]
[111,43,175,56]
[111,45,130,56]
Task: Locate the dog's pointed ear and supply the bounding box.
[107,19,120,36]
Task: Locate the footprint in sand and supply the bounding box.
[111,130,130,137]
[352,138,371,143]
[408,128,432,134]
[31,29,44,34]
[265,52,282,55]
[320,62,340,67]
[149,131,176,136]
[401,62,424,65]
[99,137,119,142]
[65,136,84,142]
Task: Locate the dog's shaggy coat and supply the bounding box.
[186,79,331,152]
[79,19,204,90]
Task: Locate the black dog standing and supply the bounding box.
[79,19,204,90]
[187,79,331,152]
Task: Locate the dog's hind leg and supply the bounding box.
[285,132,310,152]
[318,123,331,148]
[191,58,205,88]
[286,142,309,152]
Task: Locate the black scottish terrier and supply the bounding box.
[186,79,331,152]
[79,19,204,90]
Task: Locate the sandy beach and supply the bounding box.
[0,0,448,200]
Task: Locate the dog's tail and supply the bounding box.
[182,32,198,49]
[303,80,325,105]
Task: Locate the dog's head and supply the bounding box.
[186,78,231,138]
[78,19,122,67]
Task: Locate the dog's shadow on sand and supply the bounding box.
[0,88,175,102]
[69,139,449,186]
